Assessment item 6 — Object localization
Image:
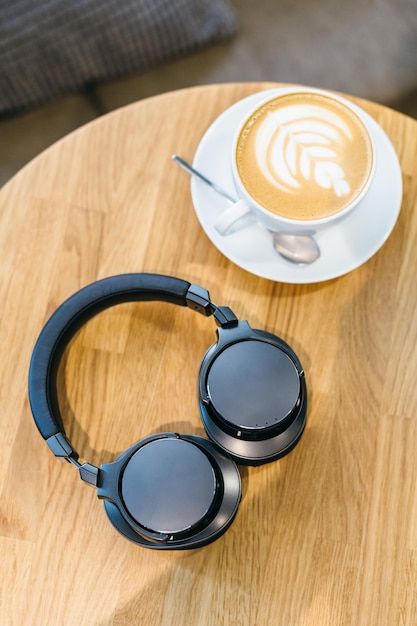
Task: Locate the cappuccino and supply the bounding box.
[235,92,374,221]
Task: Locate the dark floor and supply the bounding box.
[1,0,417,187]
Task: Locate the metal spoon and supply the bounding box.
[172,155,320,265]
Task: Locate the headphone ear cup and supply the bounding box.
[99,434,241,550]
[198,327,307,466]
[104,499,148,545]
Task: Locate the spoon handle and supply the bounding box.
[171,155,320,264]
[171,155,236,204]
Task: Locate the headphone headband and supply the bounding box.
[28,273,237,461]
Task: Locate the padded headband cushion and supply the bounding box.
[28,274,192,441]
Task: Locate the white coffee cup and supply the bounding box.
[214,87,376,236]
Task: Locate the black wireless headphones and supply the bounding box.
[28,273,307,550]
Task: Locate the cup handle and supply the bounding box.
[214,199,253,235]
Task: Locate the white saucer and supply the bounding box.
[191,89,403,283]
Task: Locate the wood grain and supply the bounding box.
[1,83,417,625]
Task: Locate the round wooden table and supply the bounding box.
[1,83,417,625]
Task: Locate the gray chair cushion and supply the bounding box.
[0,0,238,114]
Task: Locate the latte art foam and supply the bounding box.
[236,92,374,221]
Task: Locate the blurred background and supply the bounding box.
[1,0,417,187]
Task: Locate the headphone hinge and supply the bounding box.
[70,459,100,487]
[46,433,99,486]
[46,432,76,461]
[213,306,238,328]
[186,284,213,316]
[186,285,239,328]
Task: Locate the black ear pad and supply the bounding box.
[198,322,307,466]
[98,433,241,550]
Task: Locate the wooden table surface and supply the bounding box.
[1,82,417,625]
